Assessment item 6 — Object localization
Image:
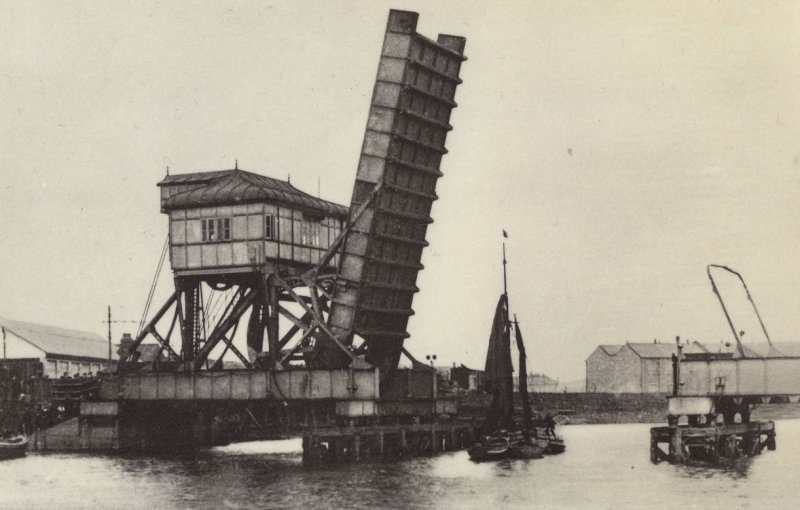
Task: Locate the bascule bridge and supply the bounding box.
[34,10,472,459]
[126,8,468,380]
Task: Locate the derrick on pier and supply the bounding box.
[650,266,793,465]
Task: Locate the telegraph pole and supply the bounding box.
[102,307,137,372]
[107,306,112,369]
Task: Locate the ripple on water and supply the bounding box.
[3,421,800,509]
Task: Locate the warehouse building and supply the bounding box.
[585,341,676,394]
[0,318,111,378]
[587,339,800,394]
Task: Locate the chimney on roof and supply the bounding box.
[117,333,134,359]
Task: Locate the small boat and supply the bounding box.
[545,436,566,454]
[469,430,545,461]
[531,428,566,454]
[509,437,545,459]
[468,240,565,461]
[468,433,511,461]
[467,293,552,461]
[0,435,28,460]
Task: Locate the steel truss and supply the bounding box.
[125,180,431,376]
[121,268,355,371]
[121,190,383,372]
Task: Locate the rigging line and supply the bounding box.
[137,235,169,337]
[199,285,207,342]
[207,288,229,329]
[205,285,226,340]
[137,236,167,336]
[205,287,220,331]
[211,288,234,324]
[209,288,238,338]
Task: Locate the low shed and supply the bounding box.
[0,318,112,378]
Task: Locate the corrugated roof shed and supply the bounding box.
[133,343,164,363]
[0,318,110,360]
[159,169,349,218]
[682,341,712,356]
[676,341,800,359]
[597,340,800,360]
[770,342,800,357]
[627,343,678,359]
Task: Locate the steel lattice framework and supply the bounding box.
[123,10,466,379]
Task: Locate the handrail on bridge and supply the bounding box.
[52,377,100,401]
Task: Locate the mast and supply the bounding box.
[482,231,516,433]
[502,240,508,299]
[107,306,112,369]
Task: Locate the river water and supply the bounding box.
[3,419,800,509]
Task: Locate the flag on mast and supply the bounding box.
[502,229,508,238]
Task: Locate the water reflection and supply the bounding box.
[676,458,751,479]
[2,420,800,509]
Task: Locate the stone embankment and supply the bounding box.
[458,392,800,425]
[458,392,669,424]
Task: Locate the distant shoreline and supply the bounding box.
[458,392,800,425]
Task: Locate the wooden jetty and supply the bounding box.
[650,421,775,465]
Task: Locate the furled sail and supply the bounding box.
[483,294,514,432]
[514,316,533,431]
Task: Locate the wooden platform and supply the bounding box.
[302,421,474,462]
[650,421,776,464]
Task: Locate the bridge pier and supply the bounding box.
[651,396,776,465]
[301,421,473,462]
[32,367,474,461]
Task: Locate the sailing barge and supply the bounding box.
[468,291,565,461]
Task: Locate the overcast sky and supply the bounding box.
[2,1,799,382]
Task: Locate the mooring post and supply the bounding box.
[400,429,407,455]
[671,425,683,463]
[113,412,120,450]
[354,433,361,461]
[650,429,657,464]
[666,415,680,463]
[330,437,338,460]
[378,432,384,456]
[78,414,86,450]
[302,433,309,461]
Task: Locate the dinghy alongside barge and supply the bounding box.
[0,435,28,460]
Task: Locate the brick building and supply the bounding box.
[585,342,676,394]
[450,364,483,391]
